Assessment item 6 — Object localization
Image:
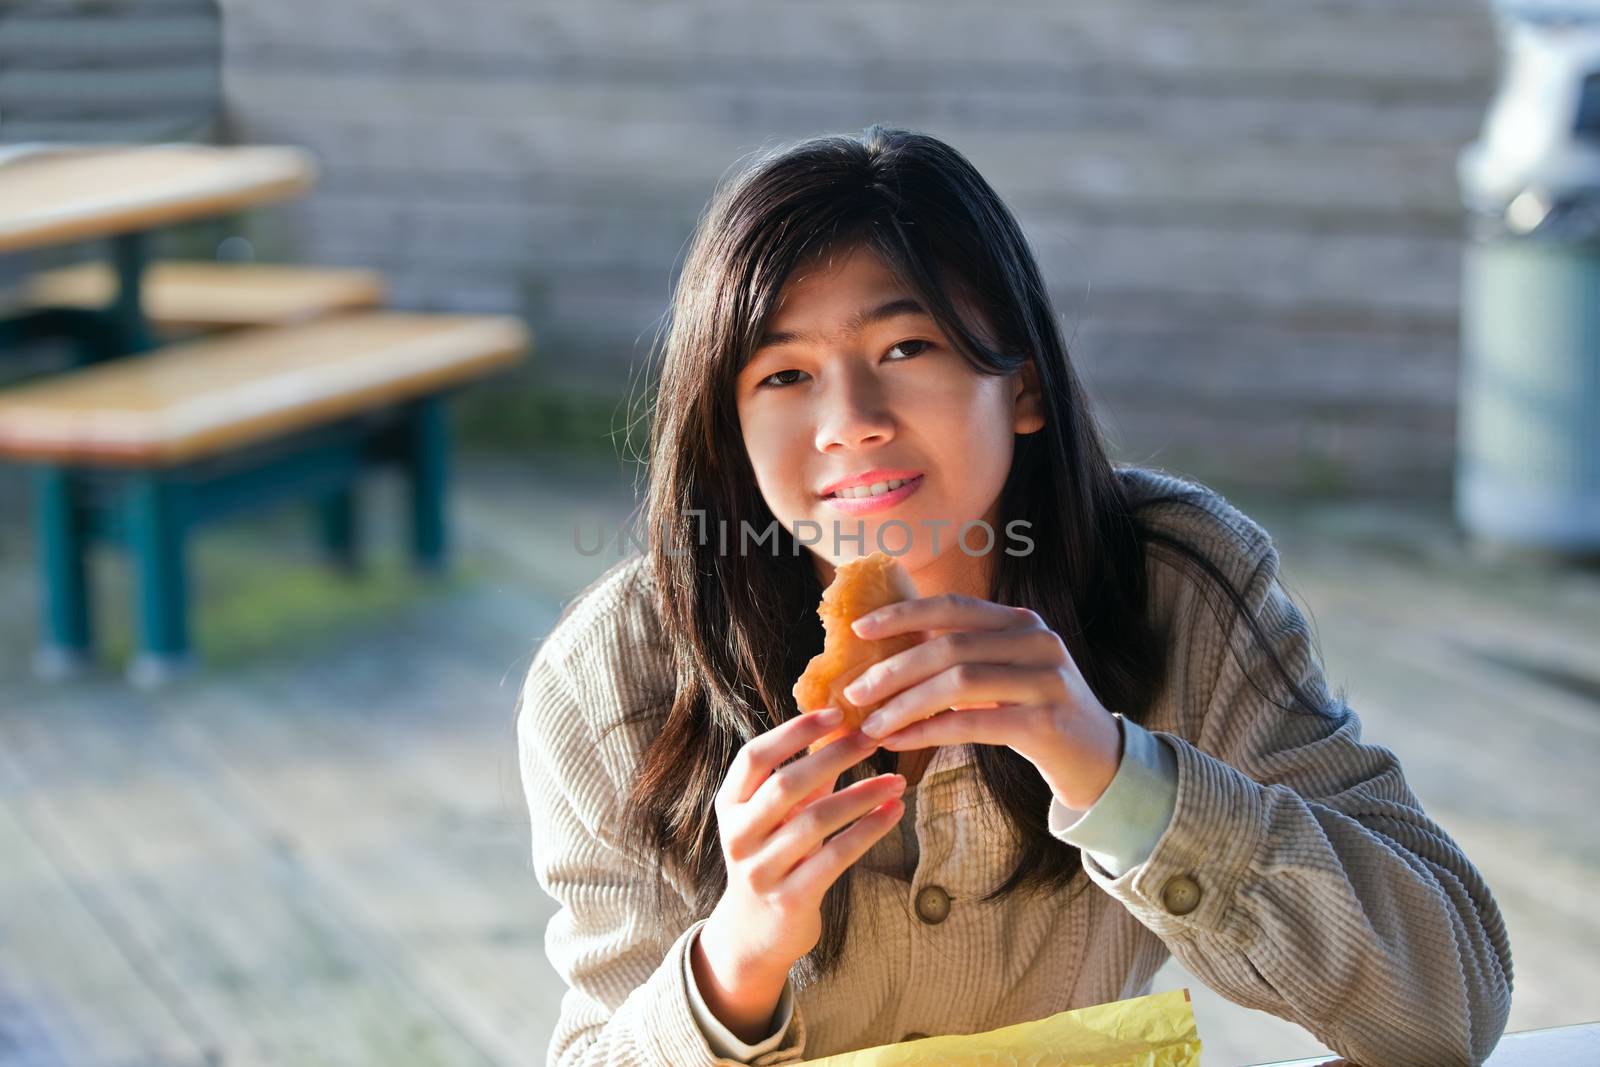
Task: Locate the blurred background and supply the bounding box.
[0,0,1597,1064]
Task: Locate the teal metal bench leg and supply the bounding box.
[108,231,155,357]
[29,466,95,678]
[404,396,449,573]
[315,487,361,573]
[122,473,193,687]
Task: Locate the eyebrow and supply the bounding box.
[755,297,931,351]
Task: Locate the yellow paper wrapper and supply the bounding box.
[797,988,1201,1067]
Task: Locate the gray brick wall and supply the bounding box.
[216,0,1502,497]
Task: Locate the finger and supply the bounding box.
[850,594,1031,640]
[875,704,1043,751]
[862,664,1062,739]
[727,708,845,806]
[785,795,906,898]
[806,722,863,756]
[841,628,1065,709]
[758,772,906,875]
[743,730,878,843]
[782,773,842,827]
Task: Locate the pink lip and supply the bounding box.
[817,468,924,498]
[821,474,925,515]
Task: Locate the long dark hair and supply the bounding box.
[584,125,1336,985]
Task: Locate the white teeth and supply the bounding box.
[833,477,912,499]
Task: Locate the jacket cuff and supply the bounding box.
[636,918,808,1066]
[1080,730,1266,941]
[685,923,797,1061]
[1047,715,1179,877]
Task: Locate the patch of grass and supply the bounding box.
[453,368,646,458]
[198,553,487,669]
[94,530,489,671]
[1296,445,1353,499]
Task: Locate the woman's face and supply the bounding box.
[734,244,1044,596]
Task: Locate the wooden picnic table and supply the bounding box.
[0,142,318,358]
[1249,1020,1600,1066]
[0,143,316,255]
[0,142,534,688]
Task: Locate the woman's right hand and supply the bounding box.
[700,707,907,984]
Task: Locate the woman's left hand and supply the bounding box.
[843,593,1123,811]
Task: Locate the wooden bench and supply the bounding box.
[23,260,387,332]
[0,310,531,686]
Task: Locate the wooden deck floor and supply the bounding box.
[0,451,1595,1066]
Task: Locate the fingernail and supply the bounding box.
[842,678,870,702]
[851,614,878,635]
[818,708,843,725]
[861,713,886,736]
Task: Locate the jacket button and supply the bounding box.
[915,884,951,924]
[1162,875,1201,916]
[902,1032,929,1042]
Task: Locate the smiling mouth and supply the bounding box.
[824,474,922,500]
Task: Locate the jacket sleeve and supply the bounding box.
[1047,713,1179,876]
[685,924,797,1058]
[1082,541,1513,1066]
[517,645,810,1067]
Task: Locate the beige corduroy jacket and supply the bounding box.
[516,466,1513,1067]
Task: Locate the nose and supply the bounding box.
[813,367,895,453]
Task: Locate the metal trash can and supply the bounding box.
[1456,14,1600,558]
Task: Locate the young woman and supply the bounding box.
[516,126,1511,1067]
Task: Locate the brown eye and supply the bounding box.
[758,368,808,389]
[887,339,931,360]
